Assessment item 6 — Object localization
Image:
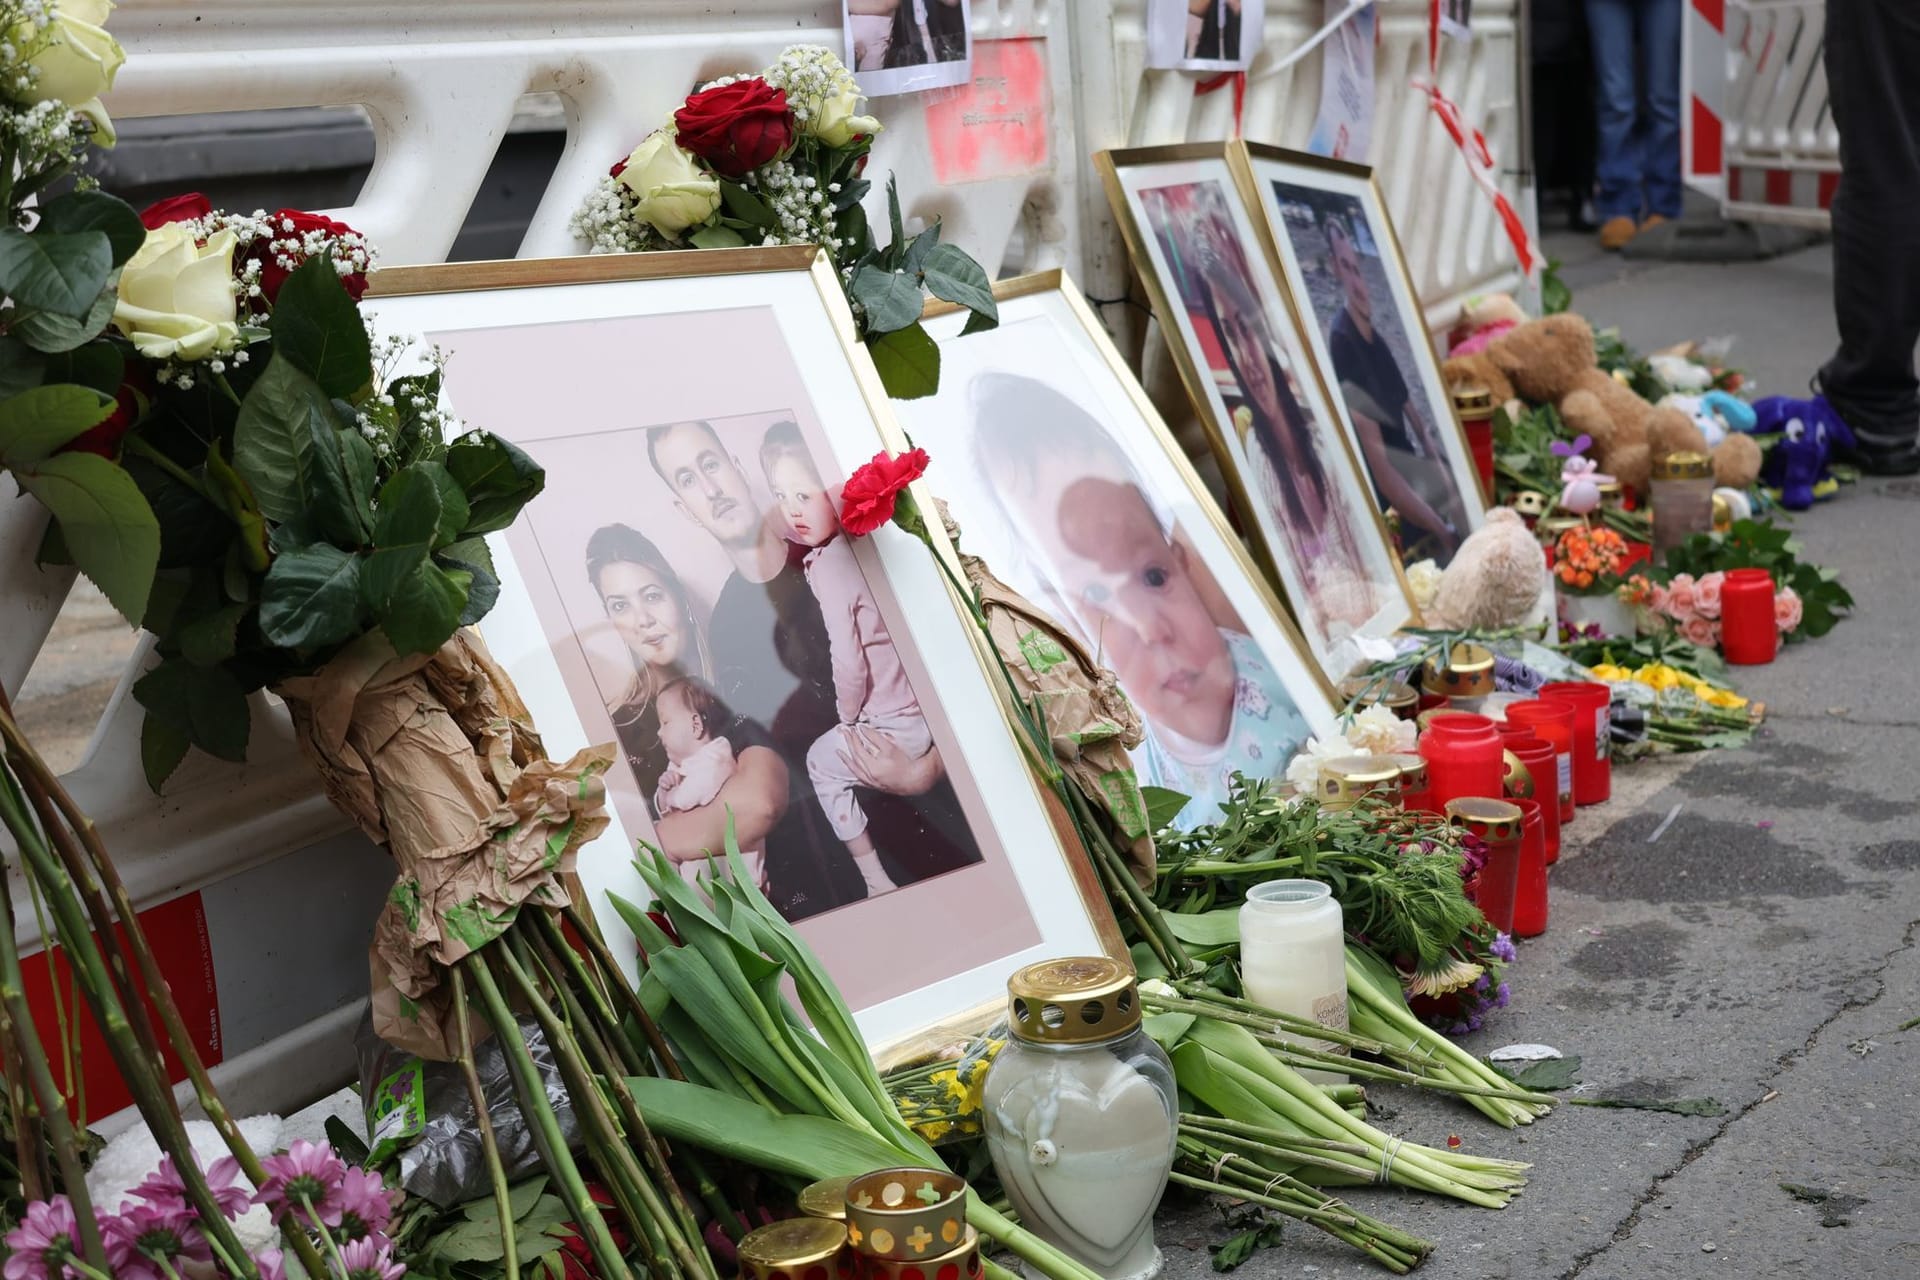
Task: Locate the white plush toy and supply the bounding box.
[1657,390,1758,449]
[1649,353,1713,394]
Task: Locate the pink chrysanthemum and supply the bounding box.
[254,1139,347,1224]
[104,1202,212,1280]
[252,1248,288,1280]
[130,1153,254,1220]
[3,1197,129,1280]
[337,1237,407,1280]
[327,1167,399,1240]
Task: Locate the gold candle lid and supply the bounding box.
[1502,749,1535,799]
[1539,515,1585,536]
[1007,957,1138,1045]
[1451,384,1496,420]
[1418,706,1471,731]
[853,1227,982,1280]
[845,1168,968,1261]
[1654,450,1712,480]
[1339,677,1418,715]
[800,1175,854,1221]
[1422,642,1496,699]
[1384,752,1429,792]
[739,1218,849,1279]
[1320,755,1402,807]
[1445,797,1523,842]
[1711,492,1732,530]
[1596,479,1624,502]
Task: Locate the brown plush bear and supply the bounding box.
[1443,313,1762,492]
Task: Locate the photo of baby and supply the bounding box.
[650,675,767,892]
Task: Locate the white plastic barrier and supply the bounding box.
[4,0,1531,1122]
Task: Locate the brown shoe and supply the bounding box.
[1598,216,1637,250]
[1638,214,1669,234]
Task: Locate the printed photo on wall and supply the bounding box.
[896,273,1339,831]
[845,0,974,97]
[1145,0,1267,72]
[1095,146,1419,678]
[361,248,1121,1058]
[1232,143,1488,568]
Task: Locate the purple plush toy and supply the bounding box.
[1747,395,1857,510]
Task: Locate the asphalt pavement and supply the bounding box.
[1155,226,1920,1279]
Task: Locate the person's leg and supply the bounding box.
[1818,0,1920,465]
[1638,0,1684,220]
[806,727,897,896]
[1584,0,1644,243]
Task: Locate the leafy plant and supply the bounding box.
[845,177,997,398]
[1659,518,1852,640]
[1493,402,1650,541]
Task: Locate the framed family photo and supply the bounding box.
[1095,144,1419,681]
[361,248,1120,1060]
[844,0,973,97]
[1231,142,1488,568]
[895,272,1338,833]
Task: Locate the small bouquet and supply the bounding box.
[571,44,996,398]
[1552,524,1631,595]
[1648,571,1803,649]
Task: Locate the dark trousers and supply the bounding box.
[1819,0,1920,452]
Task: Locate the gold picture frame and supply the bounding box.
[1094,144,1422,680]
[363,247,1123,1068]
[1227,140,1490,567]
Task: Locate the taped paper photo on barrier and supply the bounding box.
[847,0,974,97]
[1145,0,1268,71]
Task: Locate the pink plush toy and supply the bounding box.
[1447,294,1528,357]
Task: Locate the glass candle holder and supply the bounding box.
[1511,798,1549,938]
[1722,568,1779,666]
[1539,682,1613,805]
[1419,713,1504,812]
[982,959,1177,1280]
[1503,735,1561,863]
[1447,798,1522,933]
[1238,881,1349,1084]
[1650,450,1714,559]
[1502,699,1577,826]
[1320,755,1403,810]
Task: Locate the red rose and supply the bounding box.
[839,448,930,537]
[673,79,795,179]
[59,365,155,459]
[609,155,628,179]
[139,193,212,229]
[249,208,371,304]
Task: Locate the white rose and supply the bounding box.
[1284,732,1357,797]
[1404,558,1443,611]
[811,79,881,147]
[616,131,721,236]
[1346,704,1416,756]
[111,223,241,362]
[8,0,125,137]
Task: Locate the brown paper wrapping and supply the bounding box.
[940,505,1157,888]
[277,629,613,1060]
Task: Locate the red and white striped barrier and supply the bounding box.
[1682,0,1726,198]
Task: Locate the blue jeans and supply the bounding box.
[1585,0,1683,220]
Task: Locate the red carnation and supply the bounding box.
[839,448,930,537]
[673,79,795,179]
[249,208,371,305]
[139,192,212,229]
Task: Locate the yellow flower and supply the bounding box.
[919,1120,953,1143]
[1589,663,1631,682]
[1633,664,1684,691]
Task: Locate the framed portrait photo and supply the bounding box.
[845,0,974,97]
[1230,142,1489,569]
[360,248,1121,1062]
[1094,144,1420,680]
[895,271,1339,833]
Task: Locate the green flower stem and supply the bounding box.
[1170,1163,1427,1272]
[1144,992,1387,1055]
[121,435,213,502]
[1,1012,49,1204]
[557,903,689,1082]
[449,965,519,1280]
[462,952,633,1280]
[528,909,648,1078]
[966,1198,1105,1280]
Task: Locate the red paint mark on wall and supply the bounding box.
[22,892,221,1120]
[925,39,1051,186]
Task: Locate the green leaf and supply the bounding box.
[13,282,118,353]
[139,714,192,793]
[45,341,125,397]
[1497,1054,1582,1091]
[0,227,114,317]
[718,181,777,229]
[689,224,748,249]
[378,559,468,655]
[1142,785,1191,834]
[1163,907,1241,947]
[0,337,46,397]
[16,452,159,623]
[269,256,374,398]
[445,432,544,535]
[232,357,340,524]
[337,427,378,534]
[832,177,871,212]
[1208,1211,1286,1273]
[850,264,924,335]
[902,220,941,276]
[259,544,365,649]
[35,191,147,267]
[417,460,471,548]
[1569,1095,1727,1117]
[132,659,251,763]
[438,539,499,627]
[323,1116,371,1167]
[0,383,114,466]
[623,1076,914,1181]
[305,408,372,547]
[920,243,997,331]
[885,174,905,262]
[867,323,941,400]
[363,463,443,611]
[204,443,270,571]
[177,602,248,667]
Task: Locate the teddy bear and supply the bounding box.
[1422,508,1548,631]
[1443,313,1763,493]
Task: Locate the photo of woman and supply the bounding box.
[896,291,1339,831]
[1145,0,1265,71]
[845,0,972,96]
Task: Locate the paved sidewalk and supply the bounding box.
[1159,231,1920,1278]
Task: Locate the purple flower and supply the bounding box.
[255,1140,348,1224]
[1494,982,1512,1008]
[327,1168,399,1240]
[104,1202,212,1280]
[4,1198,130,1280]
[252,1249,288,1280]
[1490,932,1517,962]
[131,1153,254,1220]
[337,1237,407,1280]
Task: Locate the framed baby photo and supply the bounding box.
[896,271,1339,833]
[361,247,1122,1062]
[1229,141,1489,568]
[1094,144,1421,676]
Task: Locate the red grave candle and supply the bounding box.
[1721,567,1780,666]
[1503,699,1577,826]
[1503,734,1562,863]
[1447,797,1521,934]
[1539,682,1613,806]
[1418,714,1504,813]
[1511,798,1550,938]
